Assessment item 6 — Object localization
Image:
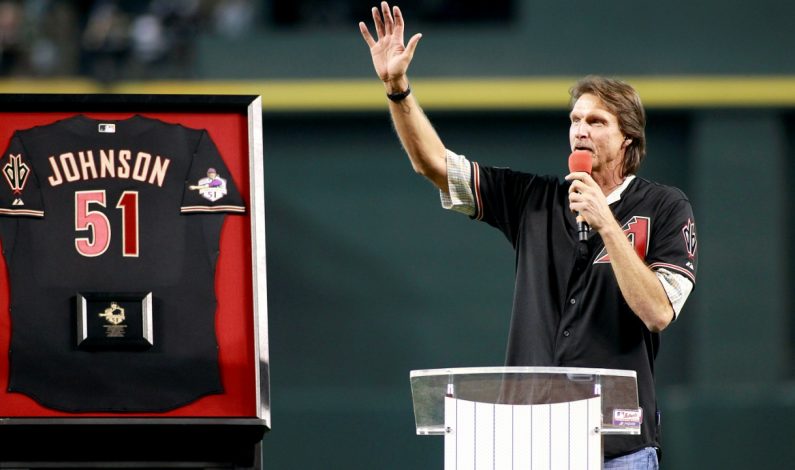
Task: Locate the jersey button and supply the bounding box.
[569,298,576,305]
[563,330,571,337]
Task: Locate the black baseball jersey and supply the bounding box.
[470,163,697,458]
[0,115,245,412]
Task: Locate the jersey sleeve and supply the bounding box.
[647,196,698,286]
[440,150,476,216]
[181,130,245,214]
[0,133,44,217]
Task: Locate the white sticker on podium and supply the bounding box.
[613,408,643,426]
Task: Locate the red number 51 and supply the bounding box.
[74,190,139,257]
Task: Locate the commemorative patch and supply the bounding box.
[189,167,228,202]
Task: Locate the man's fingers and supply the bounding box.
[568,179,586,194]
[371,6,384,38]
[359,22,377,48]
[393,5,403,28]
[564,171,591,182]
[393,5,404,40]
[405,32,422,58]
[381,1,394,35]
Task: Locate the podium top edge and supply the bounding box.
[409,366,637,379]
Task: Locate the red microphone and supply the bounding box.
[568,150,592,242]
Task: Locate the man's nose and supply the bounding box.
[574,120,589,136]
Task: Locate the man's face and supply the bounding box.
[569,93,628,173]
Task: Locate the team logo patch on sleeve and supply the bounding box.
[682,218,697,260]
[189,167,228,202]
[2,154,31,206]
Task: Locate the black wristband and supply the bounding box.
[386,84,411,102]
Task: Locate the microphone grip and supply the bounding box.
[578,220,590,242]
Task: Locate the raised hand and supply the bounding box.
[359,2,422,89]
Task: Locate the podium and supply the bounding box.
[410,367,641,469]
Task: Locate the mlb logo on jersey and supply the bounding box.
[98,123,116,133]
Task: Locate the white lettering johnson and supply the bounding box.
[47,149,171,187]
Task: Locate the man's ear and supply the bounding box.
[622,137,632,148]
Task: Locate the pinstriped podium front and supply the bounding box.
[444,397,602,470]
[410,367,640,470]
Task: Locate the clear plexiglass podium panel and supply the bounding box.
[410,367,640,436]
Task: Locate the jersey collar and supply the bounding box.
[606,175,636,205]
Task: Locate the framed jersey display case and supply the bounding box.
[0,94,269,466]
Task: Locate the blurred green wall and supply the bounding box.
[199,1,795,79]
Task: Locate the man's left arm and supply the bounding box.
[600,219,675,332]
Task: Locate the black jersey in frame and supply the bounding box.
[0,115,245,412]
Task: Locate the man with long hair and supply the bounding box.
[360,3,698,468]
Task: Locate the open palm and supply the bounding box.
[359,2,422,84]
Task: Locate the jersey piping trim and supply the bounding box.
[472,161,483,220]
[0,208,44,217]
[181,205,246,213]
[649,262,696,284]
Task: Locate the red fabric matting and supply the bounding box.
[0,111,257,417]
